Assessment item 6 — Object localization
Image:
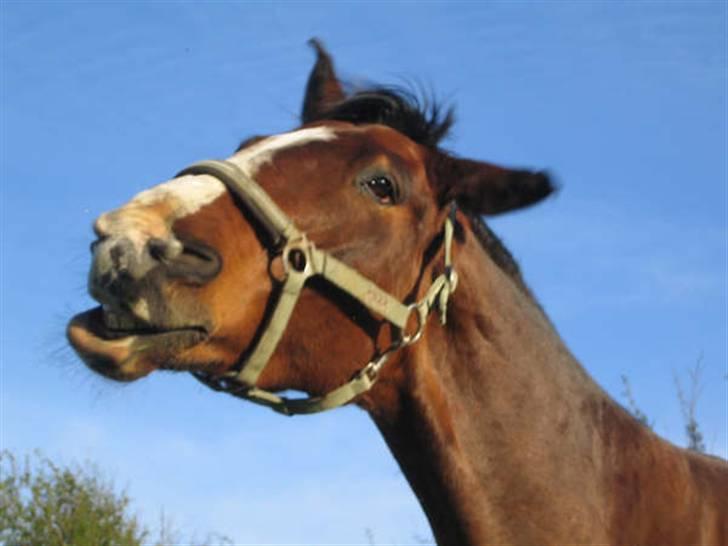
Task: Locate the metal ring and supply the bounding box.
[282,238,313,277]
[401,303,427,346]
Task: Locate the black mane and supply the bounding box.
[311,87,454,148]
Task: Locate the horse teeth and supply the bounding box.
[102,306,142,331]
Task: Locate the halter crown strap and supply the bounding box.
[181,159,457,415]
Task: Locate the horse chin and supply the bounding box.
[67,306,208,381]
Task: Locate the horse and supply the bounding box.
[67,41,727,546]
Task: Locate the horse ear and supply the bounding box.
[433,154,555,215]
[301,39,345,123]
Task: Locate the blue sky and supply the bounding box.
[1,2,726,544]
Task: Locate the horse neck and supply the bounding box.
[365,226,650,545]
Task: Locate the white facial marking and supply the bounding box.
[132,174,227,217]
[130,298,151,322]
[125,126,338,218]
[227,126,337,176]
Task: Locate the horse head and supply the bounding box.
[67,40,553,413]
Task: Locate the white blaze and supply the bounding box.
[227,126,337,176]
[130,126,338,216]
[132,174,227,217]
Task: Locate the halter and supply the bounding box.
[178,160,457,415]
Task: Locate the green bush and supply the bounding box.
[0,450,230,546]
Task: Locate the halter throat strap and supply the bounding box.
[178,159,457,415]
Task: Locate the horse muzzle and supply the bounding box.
[67,234,217,381]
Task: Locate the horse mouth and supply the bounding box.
[67,306,208,381]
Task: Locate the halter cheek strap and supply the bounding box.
[178,160,457,415]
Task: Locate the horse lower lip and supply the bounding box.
[75,306,207,341]
[67,307,208,378]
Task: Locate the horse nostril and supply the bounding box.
[181,242,217,263]
[156,237,221,284]
[147,237,183,262]
[148,238,169,262]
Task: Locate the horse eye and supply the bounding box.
[364,176,397,205]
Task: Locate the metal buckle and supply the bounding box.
[401,302,427,346]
